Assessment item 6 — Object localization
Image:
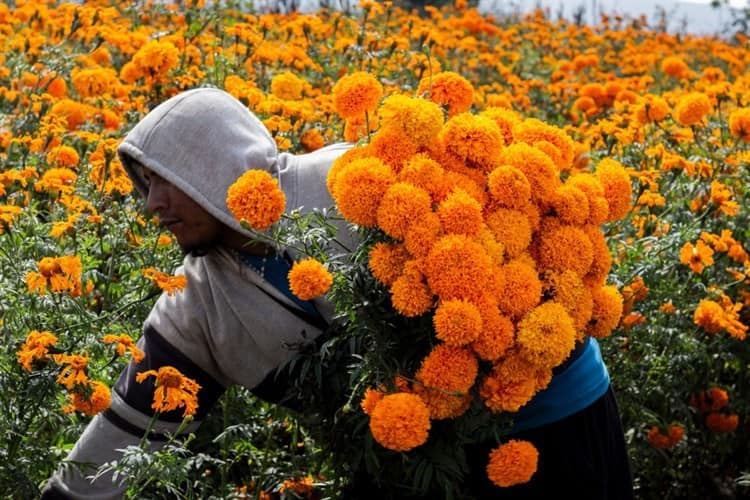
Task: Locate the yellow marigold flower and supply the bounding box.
[680,240,714,274]
[437,188,483,236]
[131,40,180,81]
[565,173,609,225]
[377,182,432,240]
[480,107,520,145]
[26,255,83,296]
[728,108,750,141]
[64,380,111,416]
[390,260,433,317]
[398,154,447,203]
[660,301,677,314]
[0,204,22,232]
[551,184,589,226]
[647,425,684,449]
[270,71,306,100]
[53,353,90,390]
[378,94,444,147]
[512,118,575,171]
[480,351,538,412]
[634,95,670,123]
[332,71,383,119]
[516,301,576,370]
[332,157,395,227]
[103,333,145,364]
[343,113,379,143]
[142,268,188,296]
[35,168,77,194]
[368,242,410,286]
[471,299,514,361]
[16,330,57,371]
[487,165,531,210]
[288,258,333,300]
[424,234,493,302]
[136,366,201,417]
[595,158,632,222]
[498,143,560,208]
[498,259,542,319]
[587,285,624,338]
[674,92,712,127]
[486,440,539,487]
[661,56,691,79]
[89,140,134,196]
[226,170,286,231]
[485,208,532,259]
[71,67,119,98]
[46,145,79,168]
[418,71,474,117]
[361,387,386,416]
[433,299,483,346]
[440,112,503,172]
[405,211,442,258]
[369,393,431,451]
[705,412,739,433]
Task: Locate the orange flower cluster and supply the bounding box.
[226,169,286,232]
[103,333,145,364]
[288,258,333,300]
[690,387,739,434]
[25,255,83,296]
[141,268,188,296]
[136,365,201,418]
[332,74,630,488]
[647,424,685,449]
[693,294,747,340]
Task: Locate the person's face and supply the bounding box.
[143,168,223,254]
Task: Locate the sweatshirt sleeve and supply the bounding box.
[41,326,226,499]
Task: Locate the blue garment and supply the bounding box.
[237,251,322,319]
[511,337,610,433]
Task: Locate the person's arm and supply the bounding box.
[41,325,225,499]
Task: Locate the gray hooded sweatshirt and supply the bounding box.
[44,88,352,499]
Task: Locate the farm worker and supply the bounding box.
[41,87,352,499]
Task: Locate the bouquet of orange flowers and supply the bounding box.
[227,71,630,496]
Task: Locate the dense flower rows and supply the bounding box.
[0,0,748,497]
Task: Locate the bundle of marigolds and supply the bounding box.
[227,71,631,494]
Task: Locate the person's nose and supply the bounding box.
[145,179,169,214]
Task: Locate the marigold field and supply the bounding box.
[1,0,750,498]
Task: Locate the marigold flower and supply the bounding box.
[418,71,474,117]
[64,380,111,416]
[661,56,691,79]
[437,189,483,236]
[368,242,410,286]
[326,145,373,199]
[331,157,395,227]
[136,365,201,417]
[270,71,306,100]
[390,260,433,317]
[26,255,83,296]
[378,94,444,147]
[595,158,632,221]
[551,184,589,226]
[370,126,419,173]
[498,143,560,208]
[279,476,315,496]
[480,107,520,145]
[583,225,613,287]
[71,67,119,98]
[89,140,134,196]
[690,387,729,413]
[103,334,145,364]
[674,92,712,127]
[705,412,739,433]
[433,299,482,346]
[369,393,431,451]
[16,330,57,371]
[587,285,624,338]
[471,300,514,361]
[480,352,539,412]
[404,212,442,258]
[440,113,503,172]
[535,224,594,277]
[680,240,714,274]
[516,301,576,370]
[647,424,684,449]
[35,168,77,194]
[487,165,531,210]
[485,208,532,259]
[377,182,432,240]
[416,344,478,395]
[53,353,90,390]
[543,270,590,333]
[131,40,180,81]
[398,154,447,203]
[343,113,379,142]
[486,440,539,487]
[142,268,188,296]
[299,128,325,152]
[512,118,575,171]
[634,95,670,123]
[361,387,386,416]
[49,99,90,130]
[46,145,80,168]
[498,259,542,319]
[332,71,383,119]
[288,258,333,300]
[424,234,493,302]
[226,170,286,232]
[728,108,750,141]
[565,173,609,225]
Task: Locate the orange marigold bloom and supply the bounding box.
[103,334,145,364]
[728,108,750,141]
[480,351,539,412]
[661,56,691,79]
[16,330,58,371]
[142,268,188,296]
[49,99,90,130]
[486,440,538,487]
[440,113,503,172]
[480,107,520,145]
[35,168,77,194]
[280,476,315,496]
[369,393,431,451]
[424,234,493,302]
[680,240,714,274]
[226,170,286,232]
[64,380,111,416]
[361,387,386,415]
[46,145,80,168]
[485,208,532,259]
[377,182,432,239]
[674,92,712,127]
[595,158,632,221]
[542,270,591,337]
[647,424,684,449]
[705,412,739,433]
[498,259,541,319]
[565,173,609,225]
[370,126,419,172]
[472,300,514,361]
[512,118,575,171]
[332,71,383,119]
[136,366,201,417]
[343,113,379,143]
[498,143,560,208]
[587,285,624,338]
[690,387,729,413]
[583,225,613,287]
[270,71,306,100]
[288,258,333,300]
[332,157,395,227]
[418,71,474,117]
[416,344,478,395]
[437,188,483,236]
[693,299,733,336]
[378,94,444,148]
[398,154,447,203]
[53,353,90,390]
[551,184,589,226]
[535,224,594,277]
[487,165,531,210]
[131,40,180,81]
[299,128,325,152]
[71,67,119,98]
[433,299,483,346]
[390,260,433,317]
[404,212,442,258]
[516,301,576,370]
[368,242,410,286]
[634,95,670,123]
[326,145,373,199]
[26,255,83,296]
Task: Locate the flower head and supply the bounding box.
[332,71,383,119]
[377,182,432,240]
[680,240,714,274]
[378,94,444,147]
[480,352,539,412]
[418,71,474,117]
[587,285,624,338]
[728,108,750,141]
[53,353,90,390]
[390,260,433,317]
[227,170,286,231]
[674,92,711,127]
[103,334,145,364]
[516,301,576,370]
[433,299,483,346]
[647,424,684,449]
[136,366,201,417]
[288,258,333,300]
[595,158,632,222]
[486,440,538,487]
[369,393,431,451]
[142,268,188,296]
[705,412,739,433]
[331,157,395,227]
[487,166,531,210]
[437,188,483,236]
[424,234,493,302]
[440,113,503,172]
[16,330,58,371]
[368,242,410,286]
[270,71,306,100]
[64,380,111,416]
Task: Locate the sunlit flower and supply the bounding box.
[486,440,538,487]
[437,189,483,236]
[227,170,286,231]
[288,258,333,300]
[331,157,395,227]
[35,168,77,195]
[512,118,575,171]
[136,366,201,417]
[398,154,447,203]
[63,380,111,416]
[471,300,514,361]
[565,173,609,225]
[369,393,431,451]
[405,212,443,258]
[424,234,493,302]
[497,259,541,319]
[130,40,180,82]
[440,113,503,172]
[25,255,83,296]
[71,67,119,98]
[299,128,325,152]
[433,299,482,346]
[378,94,444,147]
[369,242,410,286]
[587,285,624,338]
[16,330,58,371]
[332,71,383,119]
[486,165,531,210]
[680,240,714,274]
[103,334,145,364]
[142,268,188,296]
[480,107,520,145]
[516,301,576,370]
[270,71,306,100]
[480,352,538,412]
[535,224,594,277]
[53,353,90,390]
[661,56,691,79]
[390,260,433,317]
[377,182,432,240]
[673,92,711,126]
[370,126,419,172]
[728,108,750,141]
[595,158,632,221]
[46,145,80,168]
[485,208,532,259]
[415,344,478,419]
[498,143,560,208]
[418,71,474,117]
